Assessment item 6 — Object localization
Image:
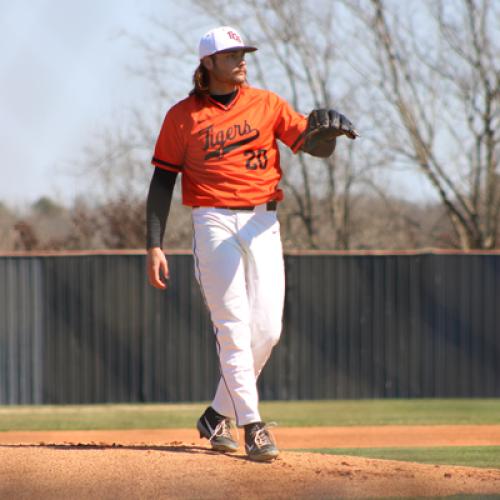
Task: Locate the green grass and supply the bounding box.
[302,446,500,470]
[260,399,500,426]
[0,399,498,431]
[0,403,207,431]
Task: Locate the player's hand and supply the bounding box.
[147,247,170,290]
[307,109,359,140]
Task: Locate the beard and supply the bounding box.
[211,64,247,86]
[232,68,247,83]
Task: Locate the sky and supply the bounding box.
[0,1,438,209]
[0,0,203,207]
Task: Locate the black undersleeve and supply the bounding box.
[146,167,178,249]
[146,91,235,249]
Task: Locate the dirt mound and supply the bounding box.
[1,426,499,498]
[2,424,500,448]
[0,443,499,499]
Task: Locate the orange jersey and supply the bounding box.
[151,86,308,206]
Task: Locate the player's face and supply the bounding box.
[210,50,247,85]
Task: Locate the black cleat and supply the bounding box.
[197,407,238,453]
[244,421,279,462]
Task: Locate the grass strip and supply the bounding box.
[302,446,500,469]
[0,399,499,431]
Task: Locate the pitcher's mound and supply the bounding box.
[1,442,499,499]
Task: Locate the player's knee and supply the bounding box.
[261,327,282,348]
[272,328,282,346]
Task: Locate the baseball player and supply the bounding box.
[146,26,357,461]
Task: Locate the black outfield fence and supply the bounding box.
[0,250,499,404]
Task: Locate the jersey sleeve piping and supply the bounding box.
[290,129,307,153]
[151,156,183,173]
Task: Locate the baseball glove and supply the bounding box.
[301,109,359,158]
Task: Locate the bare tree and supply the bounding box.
[346,0,500,249]
[62,0,500,251]
[123,0,373,249]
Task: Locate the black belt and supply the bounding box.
[193,201,277,211]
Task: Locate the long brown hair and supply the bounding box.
[189,56,250,97]
[189,62,210,97]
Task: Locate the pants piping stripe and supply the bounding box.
[191,218,240,425]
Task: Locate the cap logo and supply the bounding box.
[227,31,242,42]
[198,26,257,59]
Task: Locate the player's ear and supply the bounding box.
[201,56,213,71]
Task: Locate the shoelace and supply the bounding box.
[211,418,239,441]
[253,422,277,448]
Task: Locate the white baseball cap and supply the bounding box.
[198,26,257,59]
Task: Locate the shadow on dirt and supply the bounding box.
[0,443,255,462]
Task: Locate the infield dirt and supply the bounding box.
[1,425,499,498]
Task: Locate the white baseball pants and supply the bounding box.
[192,204,285,426]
